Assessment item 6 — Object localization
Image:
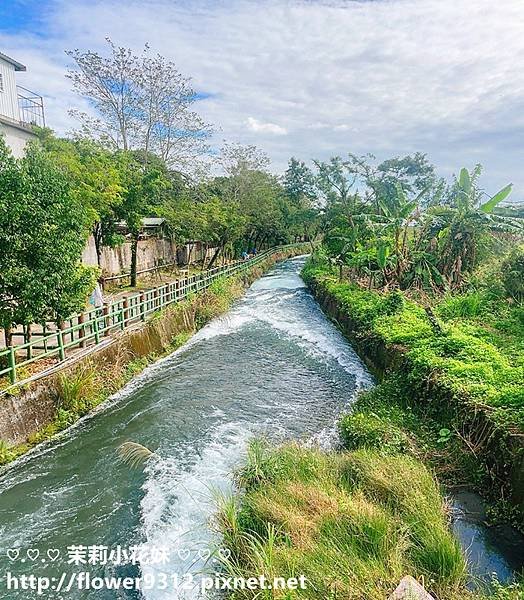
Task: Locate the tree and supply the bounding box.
[35,128,125,266]
[284,158,316,205]
[115,151,175,287]
[66,39,212,170]
[0,139,96,343]
[424,166,517,287]
[283,158,319,244]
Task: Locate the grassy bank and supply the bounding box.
[214,254,523,599]
[218,441,522,599]
[301,257,524,525]
[0,249,303,468]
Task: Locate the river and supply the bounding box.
[0,256,520,599]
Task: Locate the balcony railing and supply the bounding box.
[17,85,45,127]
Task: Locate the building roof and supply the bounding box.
[115,217,166,229]
[142,217,166,227]
[0,52,26,71]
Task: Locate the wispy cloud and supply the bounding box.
[1,0,523,194]
[246,117,287,135]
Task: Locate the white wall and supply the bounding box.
[0,120,35,158]
[0,57,20,122]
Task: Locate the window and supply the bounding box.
[0,73,3,92]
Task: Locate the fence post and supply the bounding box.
[123,298,129,326]
[25,324,32,360]
[103,303,110,336]
[93,313,100,344]
[78,313,86,348]
[42,323,48,353]
[8,346,16,384]
[57,324,66,361]
[140,293,146,321]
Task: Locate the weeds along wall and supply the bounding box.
[302,264,524,521]
[0,248,305,466]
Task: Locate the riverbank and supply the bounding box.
[301,258,524,528]
[0,247,306,468]
[220,441,523,599]
[216,256,523,599]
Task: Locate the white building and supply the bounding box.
[0,52,44,158]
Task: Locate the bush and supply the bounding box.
[501,245,524,303]
[339,412,410,454]
[437,292,491,319]
[0,440,15,464]
[220,443,471,599]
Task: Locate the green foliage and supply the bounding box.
[219,442,473,599]
[0,137,96,329]
[304,259,524,431]
[437,292,491,319]
[311,150,522,291]
[501,244,524,303]
[55,366,99,414]
[0,440,15,464]
[339,412,410,454]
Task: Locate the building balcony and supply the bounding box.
[17,85,45,128]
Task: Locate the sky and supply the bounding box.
[1,0,523,196]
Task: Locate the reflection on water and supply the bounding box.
[451,490,524,587]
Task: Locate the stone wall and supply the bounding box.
[82,235,217,277]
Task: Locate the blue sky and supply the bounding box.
[1,0,523,198]
[0,1,50,34]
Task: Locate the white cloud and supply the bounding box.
[1,0,523,194]
[246,117,287,135]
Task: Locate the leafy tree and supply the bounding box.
[115,150,175,286]
[0,138,96,343]
[424,166,517,287]
[35,128,125,265]
[283,157,316,205]
[66,39,212,170]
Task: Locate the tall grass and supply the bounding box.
[217,441,479,600]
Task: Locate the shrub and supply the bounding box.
[501,245,524,303]
[437,292,491,319]
[220,444,470,599]
[339,412,410,454]
[54,366,99,414]
[0,440,15,464]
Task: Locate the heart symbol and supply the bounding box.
[197,548,211,561]
[47,549,60,562]
[27,549,40,561]
[177,549,190,561]
[7,548,19,561]
[218,548,231,560]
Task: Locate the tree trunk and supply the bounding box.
[4,327,12,348]
[201,243,208,271]
[94,222,103,268]
[207,245,223,270]
[130,232,139,288]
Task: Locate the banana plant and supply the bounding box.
[426,167,520,287]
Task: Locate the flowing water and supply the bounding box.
[0,256,520,599]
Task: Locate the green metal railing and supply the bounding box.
[0,244,305,386]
